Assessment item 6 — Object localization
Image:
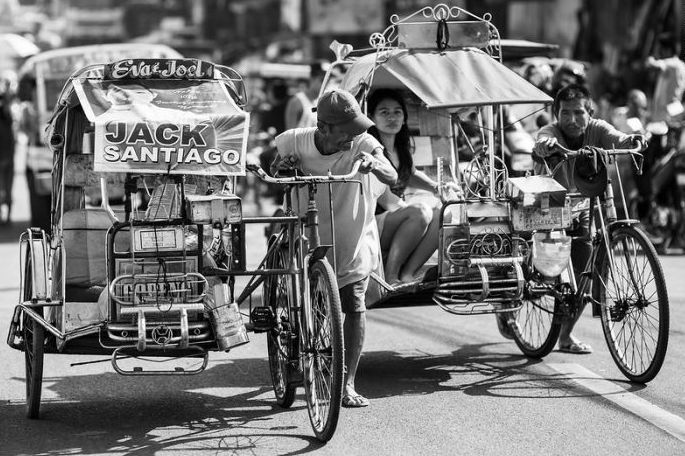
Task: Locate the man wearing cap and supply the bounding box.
[531,84,646,354]
[272,89,397,407]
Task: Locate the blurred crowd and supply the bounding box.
[1,24,685,231]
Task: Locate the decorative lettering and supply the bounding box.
[107,59,214,80]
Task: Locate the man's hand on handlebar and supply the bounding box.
[533,137,567,159]
[356,151,378,174]
[271,154,300,176]
[629,134,648,152]
[354,149,398,186]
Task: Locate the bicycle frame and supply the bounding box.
[554,147,649,316]
[238,162,362,356]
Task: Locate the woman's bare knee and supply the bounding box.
[408,203,432,226]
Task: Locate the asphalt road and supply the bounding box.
[1,168,685,456]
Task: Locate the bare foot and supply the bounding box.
[399,271,418,283]
[384,275,399,286]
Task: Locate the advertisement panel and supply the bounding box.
[74,77,249,176]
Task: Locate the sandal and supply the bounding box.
[342,393,369,408]
[558,341,593,354]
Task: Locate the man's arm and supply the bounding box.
[358,146,397,186]
[592,119,645,150]
[533,124,563,158]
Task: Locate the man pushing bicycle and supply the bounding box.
[530,84,646,354]
[271,89,397,407]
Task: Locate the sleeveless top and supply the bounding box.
[294,92,317,128]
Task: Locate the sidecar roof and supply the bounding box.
[340,47,552,110]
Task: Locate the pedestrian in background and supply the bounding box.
[284,62,327,130]
[0,75,16,224]
[645,43,685,124]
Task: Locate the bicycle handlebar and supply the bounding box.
[534,143,645,175]
[551,143,644,158]
[247,159,363,184]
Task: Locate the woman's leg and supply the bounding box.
[381,204,431,283]
[400,205,445,281]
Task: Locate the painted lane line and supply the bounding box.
[548,363,685,443]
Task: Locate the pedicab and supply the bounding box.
[315,3,669,380]
[316,4,571,358]
[310,4,669,383]
[7,57,345,441]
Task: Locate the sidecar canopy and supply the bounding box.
[341,47,552,109]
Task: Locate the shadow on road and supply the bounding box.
[2,357,324,455]
[357,344,646,401]
[2,343,648,454]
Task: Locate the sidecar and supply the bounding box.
[322,4,574,357]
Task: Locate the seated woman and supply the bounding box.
[367,89,460,285]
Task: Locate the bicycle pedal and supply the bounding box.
[250,306,275,332]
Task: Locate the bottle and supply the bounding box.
[604,179,617,222]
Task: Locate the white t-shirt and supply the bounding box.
[275,127,386,288]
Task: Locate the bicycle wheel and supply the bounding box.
[302,259,344,442]
[594,224,669,383]
[264,245,297,407]
[511,292,563,358]
[23,257,44,419]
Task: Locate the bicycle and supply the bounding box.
[242,160,362,441]
[522,144,670,383]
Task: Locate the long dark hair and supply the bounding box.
[367,89,413,187]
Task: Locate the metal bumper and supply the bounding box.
[433,256,525,315]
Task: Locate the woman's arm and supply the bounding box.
[408,169,439,193]
[377,186,405,212]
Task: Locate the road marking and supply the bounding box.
[549,363,685,442]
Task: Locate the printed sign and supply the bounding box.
[104,59,214,80]
[74,78,249,175]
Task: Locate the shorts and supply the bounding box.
[339,277,369,314]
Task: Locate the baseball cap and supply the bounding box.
[316,89,374,135]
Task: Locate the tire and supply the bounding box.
[23,257,45,419]
[511,292,563,358]
[594,225,669,383]
[264,245,297,408]
[302,259,344,442]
